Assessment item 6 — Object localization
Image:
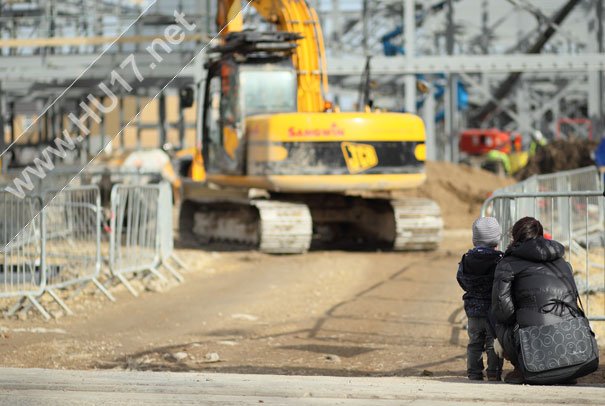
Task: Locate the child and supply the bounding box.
[456,217,504,381]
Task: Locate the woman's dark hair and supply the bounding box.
[510,217,543,246]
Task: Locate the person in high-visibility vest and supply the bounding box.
[529,130,547,157]
[485,149,511,175]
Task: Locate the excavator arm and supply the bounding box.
[216,0,328,112]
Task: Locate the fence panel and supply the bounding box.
[157,182,185,282]
[109,184,165,296]
[43,186,114,313]
[482,191,605,321]
[0,192,49,318]
[495,166,602,196]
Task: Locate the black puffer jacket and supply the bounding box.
[457,247,503,317]
[492,237,580,328]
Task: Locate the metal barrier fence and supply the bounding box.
[158,182,185,282]
[482,190,605,321]
[0,181,185,319]
[1,186,116,320]
[0,192,48,317]
[495,166,602,195]
[109,184,184,297]
[40,186,115,315]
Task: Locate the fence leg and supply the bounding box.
[115,273,139,298]
[162,262,184,283]
[46,289,74,316]
[5,296,27,318]
[148,267,168,282]
[27,295,51,321]
[170,254,186,270]
[92,278,116,302]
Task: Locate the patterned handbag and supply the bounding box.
[519,317,598,373]
[518,296,599,384]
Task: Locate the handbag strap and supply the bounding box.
[576,292,588,318]
[564,261,588,318]
[541,298,584,318]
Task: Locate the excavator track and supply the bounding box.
[253,200,313,253]
[180,193,442,254]
[185,199,312,254]
[390,198,443,251]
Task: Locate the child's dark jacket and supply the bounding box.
[456,247,503,317]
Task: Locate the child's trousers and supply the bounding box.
[467,316,503,379]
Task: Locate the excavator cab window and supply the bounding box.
[239,67,297,116]
[203,59,298,176]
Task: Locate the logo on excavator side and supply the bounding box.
[341,142,378,174]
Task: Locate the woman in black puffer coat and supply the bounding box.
[490,217,581,384]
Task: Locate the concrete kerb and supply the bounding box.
[0,368,603,405]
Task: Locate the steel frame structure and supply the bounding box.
[317,0,605,161]
[0,0,604,163]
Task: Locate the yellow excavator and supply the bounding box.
[179,0,443,253]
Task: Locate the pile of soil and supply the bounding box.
[396,161,514,229]
[516,138,597,180]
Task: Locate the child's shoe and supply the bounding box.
[468,374,484,381]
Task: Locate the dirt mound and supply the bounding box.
[396,161,514,229]
[516,138,597,180]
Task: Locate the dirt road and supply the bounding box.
[0,230,603,384]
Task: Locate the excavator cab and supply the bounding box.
[202,32,299,176]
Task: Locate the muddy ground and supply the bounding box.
[1,230,603,384]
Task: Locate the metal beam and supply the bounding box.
[0,34,208,48]
[0,51,200,70]
[445,0,457,161]
[1,54,604,81]
[422,84,436,161]
[404,0,416,113]
[0,81,5,154]
[0,59,199,83]
[531,77,585,121]
[327,53,605,75]
[470,0,582,124]
[588,0,604,131]
[458,72,534,132]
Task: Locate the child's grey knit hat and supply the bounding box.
[472,217,502,247]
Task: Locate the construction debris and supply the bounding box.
[516,138,597,180]
[396,161,514,229]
